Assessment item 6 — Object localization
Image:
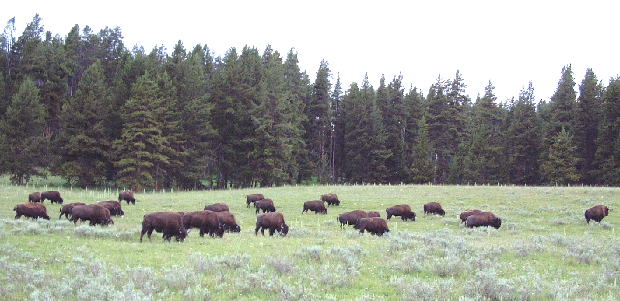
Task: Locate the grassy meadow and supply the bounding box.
[0,179,619,300]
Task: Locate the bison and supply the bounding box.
[338,210,369,228]
[183,210,224,238]
[465,212,501,229]
[367,211,381,218]
[321,193,340,206]
[585,205,609,224]
[303,200,327,214]
[215,211,241,232]
[41,191,64,204]
[70,204,113,226]
[141,212,187,242]
[246,194,265,208]
[423,202,445,216]
[14,202,50,220]
[204,203,229,212]
[118,191,136,205]
[59,202,86,219]
[255,212,289,236]
[28,192,41,203]
[459,209,482,223]
[356,217,390,236]
[386,205,416,221]
[97,200,124,216]
[254,199,276,214]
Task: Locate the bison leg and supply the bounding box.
[15,213,21,219]
[387,214,392,220]
[268,228,275,236]
[255,225,260,235]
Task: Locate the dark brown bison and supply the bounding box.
[246,194,265,208]
[367,211,381,218]
[141,212,188,242]
[183,210,224,238]
[386,205,416,221]
[321,193,340,206]
[585,205,609,223]
[97,200,124,216]
[14,202,50,220]
[303,200,327,214]
[254,199,276,214]
[255,212,289,236]
[118,191,136,205]
[356,217,390,236]
[465,212,501,229]
[215,211,241,232]
[423,202,445,216]
[41,191,63,204]
[204,203,229,212]
[28,192,41,203]
[459,209,482,223]
[70,204,113,226]
[338,210,369,228]
[59,202,86,219]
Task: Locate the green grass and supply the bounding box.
[1,183,619,300]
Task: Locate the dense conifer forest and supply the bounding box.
[0,15,618,189]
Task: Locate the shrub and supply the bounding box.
[390,276,454,301]
[465,268,515,300]
[296,246,322,262]
[566,241,600,264]
[268,256,295,274]
[429,253,466,277]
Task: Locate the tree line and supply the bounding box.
[0,15,619,189]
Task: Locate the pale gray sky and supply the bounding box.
[4,0,620,102]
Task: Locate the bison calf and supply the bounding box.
[459,209,482,223]
[254,199,276,214]
[303,200,327,214]
[183,210,224,238]
[118,191,136,205]
[28,192,41,203]
[41,191,64,204]
[356,217,390,236]
[71,204,113,226]
[59,202,86,219]
[141,212,188,242]
[246,194,265,208]
[423,202,445,216]
[585,205,609,224]
[204,203,229,212]
[97,200,124,216]
[338,210,369,228]
[321,193,340,206]
[255,212,289,236]
[386,205,416,221]
[465,212,501,229]
[14,202,50,220]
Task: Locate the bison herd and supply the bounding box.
[11,190,612,242]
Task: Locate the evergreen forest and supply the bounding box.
[1,15,619,190]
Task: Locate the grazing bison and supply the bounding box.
[204,203,229,212]
[367,211,381,218]
[70,204,113,226]
[183,210,224,238]
[246,194,265,208]
[41,191,64,204]
[59,202,86,219]
[141,212,188,242]
[14,202,50,220]
[423,202,445,216]
[215,211,241,232]
[254,199,276,214]
[386,205,416,221]
[118,191,136,205]
[321,193,340,206]
[97,200,124,216]
[356,217,390,236]
[28,192,41,203]
[303,200,327,214]
[465,212,501,229]
[459,209,482,223]
[255,212,289,236]
[338,210,369,228]
[585,205,609,224]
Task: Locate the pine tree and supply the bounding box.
[55,60,112,186]
[542,128,580,185]
[542,65,577,160]
[330,75,344,183]
[410,114,433,183]
[426,76,451,183]
[592,78,620,185]
[573,69,602,184]
[305,60,332,183]
[0,78,46,184]
[377,75,407,183]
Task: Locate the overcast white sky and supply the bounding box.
[4,0,620,102]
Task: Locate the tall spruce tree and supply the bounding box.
[410,114,433,183]
[542,128,580,185]
[574,69,602,184]
[378,75,407,183]
[330,75,343,182]
[426,76,451,183]
[0,78,46,184]
[592,77,620,185]
[55,60,112,186]
[305,60,332,183]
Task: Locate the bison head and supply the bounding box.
[177,227,188,241]
[492,218,502,229]
[280,224,289,236]
[42,214,51,220]
[232,225,241,233]
[103,218,114,226]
